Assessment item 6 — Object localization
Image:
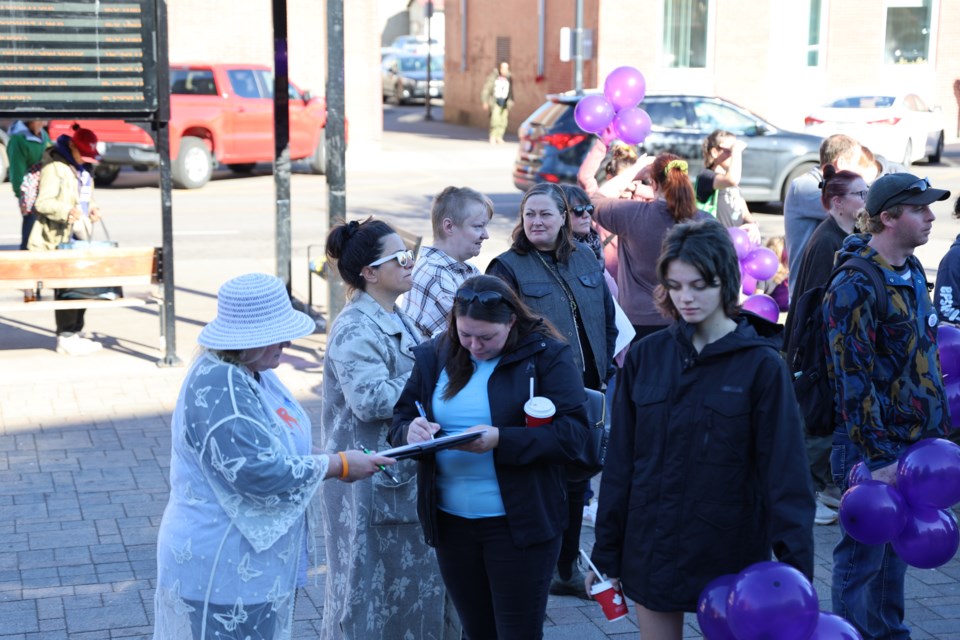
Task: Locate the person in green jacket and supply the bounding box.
[6,120,52,249]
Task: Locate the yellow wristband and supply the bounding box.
[338,451,349,479]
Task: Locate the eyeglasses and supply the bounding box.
[569,204,595,217]
[366,249,415,270]
[845,190,869,200]
[876,177,930,214]
[455,288,504,307]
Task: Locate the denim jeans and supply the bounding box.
[830,430,910,640]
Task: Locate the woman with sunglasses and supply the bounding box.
[320,218,458,640]
[588,221,814,640]
[695,130,761,245]
[390,275,591,639]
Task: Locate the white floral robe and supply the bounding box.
[320,291,457,640]
[154,353,328,640]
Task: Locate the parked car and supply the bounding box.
[803,93,945,165]
[390,35,441,55]
[513,91,824,204]
[381,54,444,105]
[48,63,333,189]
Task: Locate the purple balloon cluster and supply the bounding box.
[696,561,862,640]
[573,66,651,144]
[728,227,780,323]
[838,438,960,569]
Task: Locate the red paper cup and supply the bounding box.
[524,396,556,427]
[590,579,629,622]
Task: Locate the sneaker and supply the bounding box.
[56,334,103,356]
[815,500,838,525]
[818,486,843,509]
[583,501,598,528]
[549,567,591,600]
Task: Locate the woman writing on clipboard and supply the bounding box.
[390,275,591,640]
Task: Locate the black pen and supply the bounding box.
[415,400,434,439]
[362,446,400,485]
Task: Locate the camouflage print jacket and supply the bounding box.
[823,233,950,469]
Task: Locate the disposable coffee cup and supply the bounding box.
[590,579,629,622]
[524,396,555,427]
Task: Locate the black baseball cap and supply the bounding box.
[865,173,950,217]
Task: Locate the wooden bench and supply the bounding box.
[0,247,165,335]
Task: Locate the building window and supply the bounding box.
[496,37,511,67]
[885,0,932,65]
[662,0,709,68]
[806,0,822,66]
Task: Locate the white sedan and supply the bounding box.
[804,93,945,166]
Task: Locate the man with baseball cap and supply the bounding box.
[823,172,951,638]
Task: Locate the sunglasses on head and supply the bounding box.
[876,177,931,214]
[455,288,504,307]
[569,204,595,217]
[365,249,415,271]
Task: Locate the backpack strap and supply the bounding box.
[829,255,888,321]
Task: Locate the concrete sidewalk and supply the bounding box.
[2,116,959,639]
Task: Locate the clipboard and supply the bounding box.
[378,430,486,460]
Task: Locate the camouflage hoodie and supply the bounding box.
[823,233,950,469]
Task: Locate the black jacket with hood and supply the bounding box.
[591,313,815,612]
[390,328,590,549]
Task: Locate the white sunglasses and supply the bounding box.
[362,249,415,275]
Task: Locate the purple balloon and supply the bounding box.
[848,461,872,488]
[839,480,909,545]
[742,293,779,323]
[743,247,779,281]
[728,226,751,259]
[574,95,616,134]
[897,438,960,509]
[892,505,960,569]
[603,66,647,113]
[807,611,863,639]
[727,562,819,640]
[742,274,757,296]
[696,574,737,640]
[612,107,652,145]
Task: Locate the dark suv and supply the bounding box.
[513,91,823,203]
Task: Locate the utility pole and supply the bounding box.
[574,0,584,94]
[425,1,434,120]
[326,0,347,323]
[272,0,292,292]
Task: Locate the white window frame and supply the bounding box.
[659,0,715,70]
[883,0,939,66]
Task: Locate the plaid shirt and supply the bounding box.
[401,246,480,338]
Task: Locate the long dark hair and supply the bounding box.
[654,220,741,320]
[443,275,560,399]
[509,183,577,263]
[325,217,395,291]
[651,153,698,222]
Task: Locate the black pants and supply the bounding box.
[54,290,85,336]
[20,213,36,250]
[435,510,561,640]
[556,478,588,578]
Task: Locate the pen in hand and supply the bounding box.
[415,401,434,439]
[361,447,400,485]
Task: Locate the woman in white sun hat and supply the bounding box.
[153,272,395,640]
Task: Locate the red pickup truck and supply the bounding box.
[49,63,330,189]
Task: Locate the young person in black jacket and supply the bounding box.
[588,220,815,640]
[391,275,590,640]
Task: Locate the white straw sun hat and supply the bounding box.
[198,273,317,350]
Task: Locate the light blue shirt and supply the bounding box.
[432,357,506,518]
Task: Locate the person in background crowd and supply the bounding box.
[28,124,105,356]
[481,61,514,144]
[487,183,616,597]
[153,272,395,640]
[589,220,814,640]
[759,235,790,312]
[782,167,868,527]
[391,275,590,639]
[6,119,51,249]
[784,134,862,297]
[935,195,960,325]
[403,186,493,338]
[825,173,951,639]
[695,130,761,245]
[590,153,706,341]
[320,218,458,640]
